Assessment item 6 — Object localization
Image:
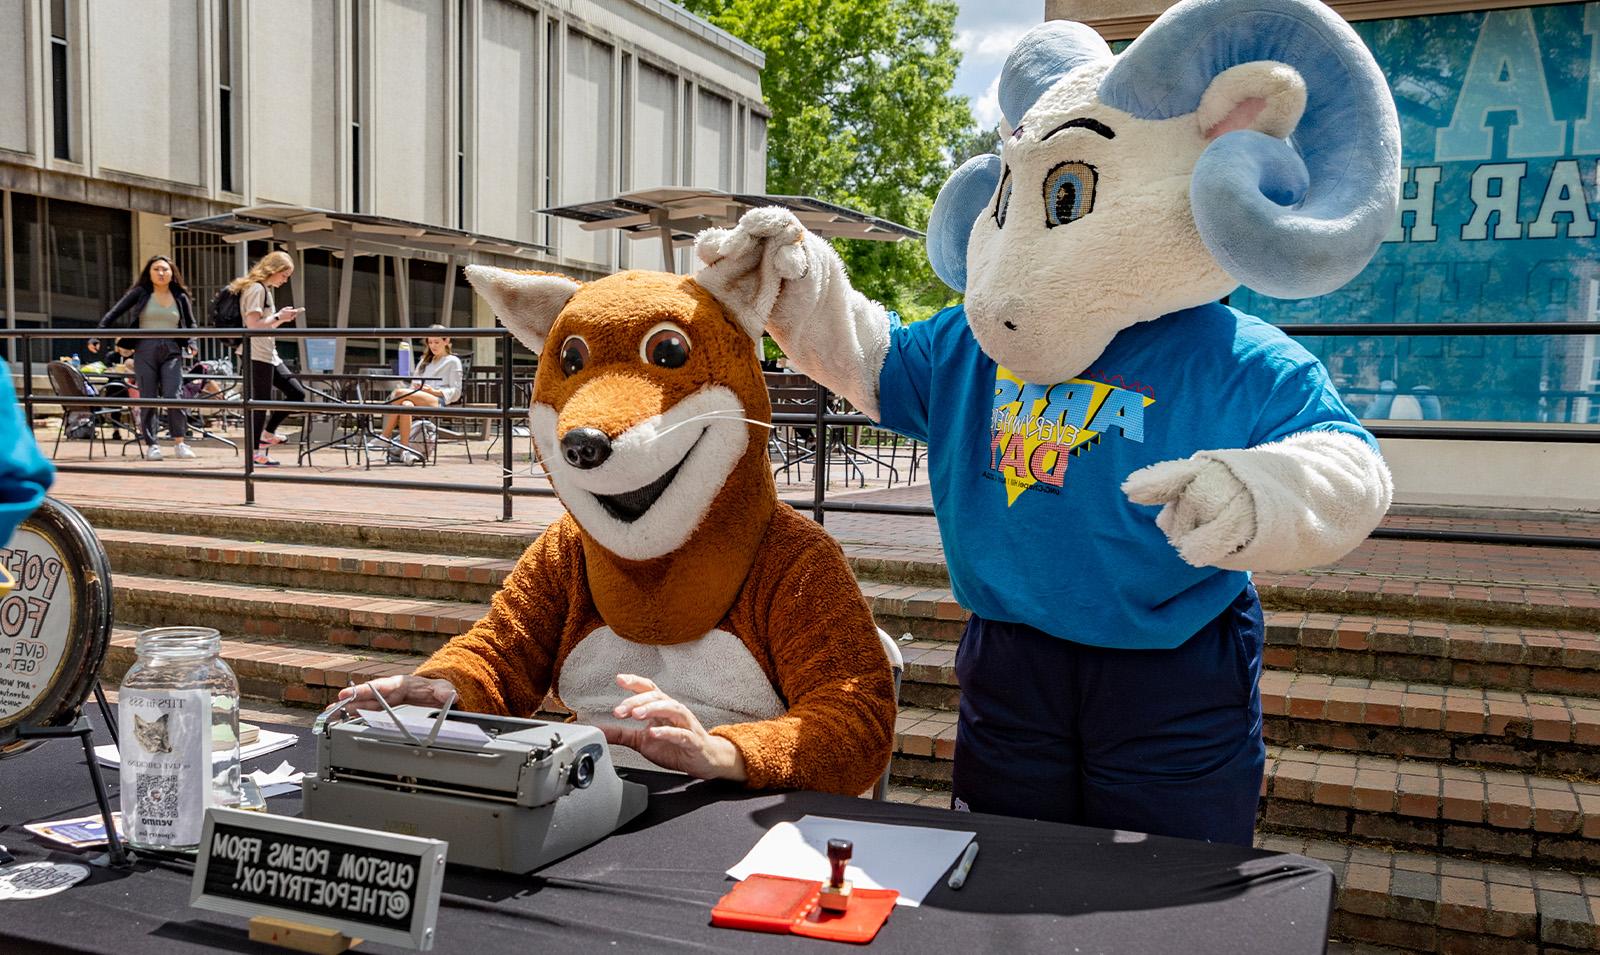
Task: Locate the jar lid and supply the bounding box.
[134,627,222,657]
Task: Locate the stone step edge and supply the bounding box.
[1259,832,1600,952]
[71,498,1600,630]
[888,721,1600,843]
[1260,671,1600,749]
[72,499,954,587]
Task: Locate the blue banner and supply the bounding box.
[1231,2,1600,423]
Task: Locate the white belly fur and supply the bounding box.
[557,626,786,736]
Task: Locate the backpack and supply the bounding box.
[209,287,243,328]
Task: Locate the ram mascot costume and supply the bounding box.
[695,0,1399,844]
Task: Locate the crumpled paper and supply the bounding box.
[246,760,304,798]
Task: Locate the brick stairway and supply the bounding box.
[73,498,1600,953]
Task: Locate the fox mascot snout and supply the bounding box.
[410,268,895,796]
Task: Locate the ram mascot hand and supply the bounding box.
[698,0,1398,574]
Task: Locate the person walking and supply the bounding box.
[231,251,308,467]
[98,256,198,460]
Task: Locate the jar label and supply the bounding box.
[119,689,213,847]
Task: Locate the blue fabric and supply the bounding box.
[950,584,1265,846]
[876,301,1372,650]
[1098,0,1400,299]
[0,360,53,545]
[926,154,1001,292]
[996,20,1111,129]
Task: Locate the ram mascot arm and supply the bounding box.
[697,0,1398,573]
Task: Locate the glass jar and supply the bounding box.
[117,627,241,851]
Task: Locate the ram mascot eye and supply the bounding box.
[1043,162,1097,228]
[993,170,1013,229]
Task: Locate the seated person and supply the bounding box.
[378,325,462,465]
[342,267,896,796]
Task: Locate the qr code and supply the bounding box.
[135,773,180,822]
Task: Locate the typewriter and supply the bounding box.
[301,701,648,873]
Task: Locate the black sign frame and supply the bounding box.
[191,808,447,950]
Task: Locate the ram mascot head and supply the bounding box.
[927,0,1401,384]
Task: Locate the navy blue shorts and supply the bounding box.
[951,583,1265,846]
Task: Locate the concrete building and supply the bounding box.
[0,0,769,359]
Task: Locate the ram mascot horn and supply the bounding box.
[928,0,1401,385]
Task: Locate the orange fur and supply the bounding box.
[417,269,894,794]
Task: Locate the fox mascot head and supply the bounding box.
[465,267,777,645]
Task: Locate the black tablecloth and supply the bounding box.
[0,717,1333,954]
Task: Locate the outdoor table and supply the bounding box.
[0,716,1333,954]
[294,374,444,468]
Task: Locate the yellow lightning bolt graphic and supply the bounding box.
[993,367,1156,506]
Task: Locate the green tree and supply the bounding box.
[679,0,977,316]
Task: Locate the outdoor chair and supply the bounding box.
[46,361,142,461]
[426,357,476,465]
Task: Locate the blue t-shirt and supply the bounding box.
[876,302,1373,650]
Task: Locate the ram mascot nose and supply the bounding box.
[927,0,1401,300]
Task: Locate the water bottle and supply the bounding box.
[397,340,413,378]
[70,353,80,368]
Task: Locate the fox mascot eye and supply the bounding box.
[560,336,590,377]
[642,323,691,369]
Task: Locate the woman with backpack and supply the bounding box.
[98,255,199,460]
[229,250,307,467]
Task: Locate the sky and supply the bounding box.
[952,0,1048,130]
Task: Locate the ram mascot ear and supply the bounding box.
[926,21,1111,291]
[463,266,581,353]
[1101,0,1400,298]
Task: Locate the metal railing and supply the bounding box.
[11,322,1600,550]
[18,326,551,522]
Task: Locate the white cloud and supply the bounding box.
[956,25,1032,64]
[972,74,1004,130]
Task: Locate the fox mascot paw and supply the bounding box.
[404,268,895,796]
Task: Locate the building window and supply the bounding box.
[218,0,235,192]
[1228,5,1600,424]
[49,0,71,161]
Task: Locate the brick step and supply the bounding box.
[1268,611,1600,697]
[101,628,420,708]
[111,573,485,655]
[1262,747,1600,871]
[888,724,1600,871]
[1260,832,1600,953]
[75,499,954,589]
[1262,672,1600,780]
[103,532,971,645]
[1255,572,1600,633]
[99,528,520,604]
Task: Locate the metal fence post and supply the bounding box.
[812,380,827,525]
[501,332,513,522]
[241,332,254,505]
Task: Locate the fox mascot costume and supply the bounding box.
[351,268,895,796]
[693,0,1399,843]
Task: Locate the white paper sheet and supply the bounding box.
[361,710,492,746]
[246,760,305,798]
[95,727,297,769]
[726,815,975,907]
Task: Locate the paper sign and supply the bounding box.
[192,808,446,951]
[96,727,297,769]
[0,862,90,899]
[24,812,124,848]
[727,815,974,907]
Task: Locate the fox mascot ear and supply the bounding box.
[463,266,581,353]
